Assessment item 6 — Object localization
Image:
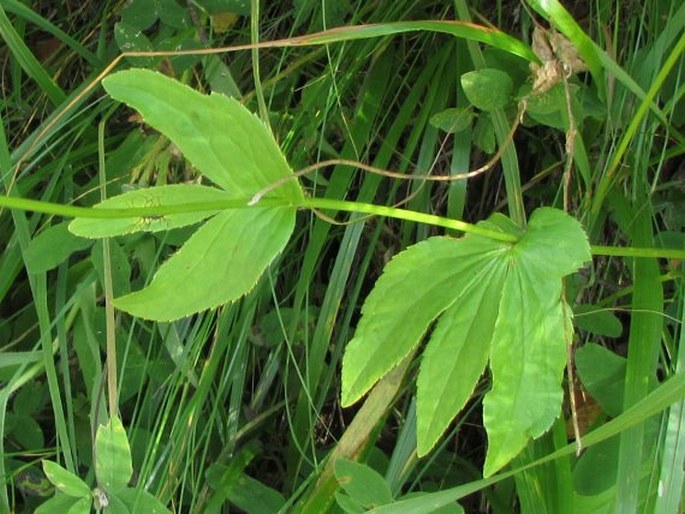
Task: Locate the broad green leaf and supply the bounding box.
[95,416,133,494]
[66,496,92,514]
[573,437,619,495]
[575,343,626,416]
[335,492,366,513]
[460,69,513,111]
[341,234,507,407]
[416,258,507,456]
[117,488,172,514]
[473,114,496,154]
[69,184,233,238]
[429,108,474,134]
[102,69,303,202]
[334,459,394,508]
[104,493,131,514]
[120,0,159,31]
[342,207,590,476]
[113,206,294,321]
[483,208,590,476]
[42,460,90,498]
[114,23,154,67]
[25,221,92,273]
[35,494,86,514]
[573,305,623,338]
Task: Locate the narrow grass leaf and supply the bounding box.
[69,184,234,237]
[113,207,294,321]
[102,69,303,202]
[0,6,65,105]
[95,416,133,494]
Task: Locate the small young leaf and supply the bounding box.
[113,206,295,321]
[95,416,133,494]
[573,305,623,338]
[429,107,474,134]
[69,184,233,238]
[575,343,626,416]
[102,69,303,202]
[473,114,496,154]
[461,68,513,111]
[42,460,90,498]
[117,488,172,514]
[334,459,394,508]
[35,494,90,514]
[25,222,92,273]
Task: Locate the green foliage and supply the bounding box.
[1,2,683,513]
[69,69,303,320]
[342,208,590,474]
[38,416,171,513]
[460,68,514,111]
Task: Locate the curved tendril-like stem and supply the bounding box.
[250,103,525,206]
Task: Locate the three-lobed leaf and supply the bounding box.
[101,69,302,202]
[341,207,591,475]
[113,207,295,321]
[69,184,235,238]
[69,69,304,321]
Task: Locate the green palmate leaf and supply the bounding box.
[483,208,590,476]
[113,206,294,321]
[341,234,508,407]
[69,184,233,238]
[72,69,305,321]
[41,460,90,498]
[95,416,133,494]
[342,207,590,475]
[102,69,303,202]
[416,258,507,456]
[460,68,513,111]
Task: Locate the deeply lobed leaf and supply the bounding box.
[113,207,295,321]
[342,207,591,474]
[102,69,303,202]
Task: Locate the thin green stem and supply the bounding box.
[1,193,684,260]
[98,117,118,419]
[300,197,518,242]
